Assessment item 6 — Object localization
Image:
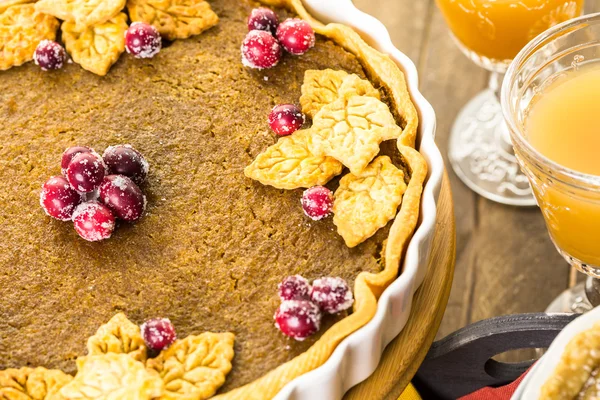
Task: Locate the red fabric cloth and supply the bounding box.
[458,368,532,400]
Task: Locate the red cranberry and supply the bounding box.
[247,8,279,34]
[276,18,315,55]
[141,318,177,351]
[61,146,93,175]
[274,300,321,341]
[268,104,305,136]
[278,275,311,301]
[301,186,333,221]
[102,145,149,185]
[40,176,84,221]
[72,201,115,241]
[34,40,66,71]
[311,277,354,314]
[66,152,106,193]
[125,22,162,59]
[99,175,146,222]
[241,30,282,70]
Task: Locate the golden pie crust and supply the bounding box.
[212,0,426,398]
[0,3,59,70]
[0,0,426,397]
[541,321,600,399]
[34,0,126,29]
[127,0,219,41]
[61,12,128,76]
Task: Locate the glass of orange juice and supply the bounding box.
[436,0,583,206]
[502,12,600,312]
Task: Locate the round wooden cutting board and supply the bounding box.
[345,172,456,400]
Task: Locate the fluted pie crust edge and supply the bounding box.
[212,1,427,398]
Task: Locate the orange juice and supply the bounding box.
[525,65,600,266]
[436,0,583,62]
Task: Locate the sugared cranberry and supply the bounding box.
[72,201,115,241]
[61,146,93,175]
[310,277,354,314]
[102,145,149,185]
[241,30,282,70]
[125,22,162,59]
[34,40,66,71]
[278,275,311,301]
[274,300,321,341]
[276,18,315,55]
[268,104,305,136]
[40,176,84,221]
[247,8,279,34]
[141,318,177,351]
[66,152,106,193]
[99,175,146,222]
[301,186,333,221]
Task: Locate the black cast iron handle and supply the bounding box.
[413,312,579,399]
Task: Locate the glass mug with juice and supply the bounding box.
[522,65,600,270]
[436,0,584,206]
[503,14,600,279]
[436,0,584,67]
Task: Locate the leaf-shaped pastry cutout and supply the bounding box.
[244,129,343,190]
[35,0,124,28]
[0,367,72,400]
[62,12,127,76]
[59,354,164,400]
[87,313,147,362]
[0,0,34,13]
[333,156,407,247]
[127,0,218,41]
[337,74,380,102]
[0,4,59,70]
[147,332,235,400]
[300,69,348,119]
[300,70,381,119]
[308,95,401,174]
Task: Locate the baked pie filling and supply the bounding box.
[0,0,426,397]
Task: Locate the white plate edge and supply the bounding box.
[272,0,444,399]
[518,309,600,399]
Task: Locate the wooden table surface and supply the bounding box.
[346,173,455,400]
[352,0,600,346]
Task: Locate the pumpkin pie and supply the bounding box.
[0,0,426,397]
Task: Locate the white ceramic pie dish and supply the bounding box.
[272,1,443,399]
[511,307,600,400]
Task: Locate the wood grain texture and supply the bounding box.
[344,173,456,400]
[352,0,577,339]
[350,0,600,388]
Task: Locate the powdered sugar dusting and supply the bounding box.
[274,300,321,341]
[141,318,177,351]
[301,186,333,220]
[276,18,315,55]
[268,104,305,136]
[103,145,149,184]
[247,7,279,33]
[99,175,145,222]
[310,277,354,314]
[278,275,311,301]
[34,40,66,71]
[66,151,106,193]
[72,201,115,242]
[125,22,162,59]
[241,30,281,70]
[40,176,83,221]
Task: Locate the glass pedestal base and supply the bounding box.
[545,282,593,313]
[448,89,536,206]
